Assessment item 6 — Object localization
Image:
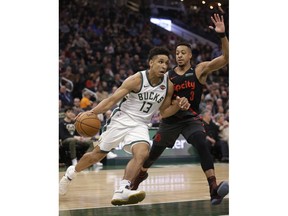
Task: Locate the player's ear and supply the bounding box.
[148,59,153,68]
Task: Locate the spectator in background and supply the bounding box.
[204,96,215,113]
[96,84,109,102]
[199,93,207,113]
[118,67,128,82]
[202,109,229,163]
[108,85,118,97]
[215,113,229,144]
[224,109,229,122]
[221,90,229,110]
[215,113,229,162]
[104,42,115,55]
[59,99,65,119]
[72,66,88,99]
[80,91,93,110]
[59,108,94,166]
[205,84,219,103]
[113,74,123,88]
[202,109,221,161]
[72,32,89,49]
[102,67,115,89]
[215,98,223,114]
[59,85,73,108]
[62,66,75,83]
[130,54,144,72]
[72,97,84,115]
[217,106,225,114]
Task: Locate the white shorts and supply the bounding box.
[98,109,151,154]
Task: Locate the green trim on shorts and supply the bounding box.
[128,140,150,145]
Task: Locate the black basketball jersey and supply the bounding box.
[163,66,204,122]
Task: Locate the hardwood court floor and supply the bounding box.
[59,163,229,216]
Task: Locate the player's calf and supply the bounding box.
[130,170,148,190]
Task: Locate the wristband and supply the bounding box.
[217,32,226,38]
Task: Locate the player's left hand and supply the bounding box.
[176,96,190,110]
[209,13,225,33]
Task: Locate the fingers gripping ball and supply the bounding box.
[75,112,101,137]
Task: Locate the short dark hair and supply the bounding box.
[175,42,192,51]
[64,107,73,113]
[148,47,170,61]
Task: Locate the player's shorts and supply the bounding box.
[98,109,151,154]
[154,116,205,148]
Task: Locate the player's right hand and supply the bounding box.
[74,112,84,121]
[176,96,190,110]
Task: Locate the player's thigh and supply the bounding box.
[154,121,183,148]
[182,119,205,141]
[123,124,150,154]
[98,122,130,152]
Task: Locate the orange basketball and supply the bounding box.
[75,112,101,137]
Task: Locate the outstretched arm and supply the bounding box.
[196,13,229,84]
[90,74,140,115]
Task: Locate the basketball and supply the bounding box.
[75,112,101,137]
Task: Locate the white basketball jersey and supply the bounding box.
[119,70,168,124]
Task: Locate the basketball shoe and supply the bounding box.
[59,165,77,195]
[111,188,146,206]
[210,181,229,205]
[130,170,148,190]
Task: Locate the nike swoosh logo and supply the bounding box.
[170,76,177,80]
[144,85,149,87]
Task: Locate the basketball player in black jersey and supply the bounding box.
[131,13,229,205]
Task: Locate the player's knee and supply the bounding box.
[187,131,207,150]
[132,143,149,161]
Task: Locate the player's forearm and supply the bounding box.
[91,98,115,115]
[160,103,180,118]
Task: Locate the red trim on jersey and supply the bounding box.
[188,107,198,115]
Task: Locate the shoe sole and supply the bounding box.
[217,181,229,197]
[111,191,146,206]
[211,181,229,205]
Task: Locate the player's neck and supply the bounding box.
[147,70,162,86]
[176,63,191,74]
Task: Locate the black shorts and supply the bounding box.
[153,117,205,148]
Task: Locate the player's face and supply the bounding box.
[175,45,192,66]
[149,55,169,77]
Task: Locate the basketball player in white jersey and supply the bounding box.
[59,47,190,205]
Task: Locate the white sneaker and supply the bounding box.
[96,162,103,166]
[59,166,77,195]
[111,188,146,206]
[92,162,103,172]
[107,152,118,159]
